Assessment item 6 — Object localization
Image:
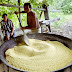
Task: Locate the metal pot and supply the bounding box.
[0,33,72,72]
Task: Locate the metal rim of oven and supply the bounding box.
[0,33,72,72]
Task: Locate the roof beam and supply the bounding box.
[0,3,46,11]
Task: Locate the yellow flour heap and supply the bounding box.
[5,39,72,72]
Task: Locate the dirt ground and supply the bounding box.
[51,20,72,39]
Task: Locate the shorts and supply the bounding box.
[24,27,41,34]
[5,30,16,38]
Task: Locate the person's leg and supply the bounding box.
[13,30,16,37]
[4,36,6,41]
[6,36,10,40]
[6,31,10,40]
[10,30,16,39]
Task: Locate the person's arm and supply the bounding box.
[10,20,14,36]
[10,28,14,36]
[11,28,14,33]
[14,11,26,14]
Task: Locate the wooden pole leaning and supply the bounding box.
[42,4,51,32]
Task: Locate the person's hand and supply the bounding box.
[20,27,25,30]
[10,32,13,36]
[14,11,18,14]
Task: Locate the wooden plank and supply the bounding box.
[39,17,60,25]
[0,3,46,11]
[0,3,22,8]
[49,10,62,12]
[33,8,46,11]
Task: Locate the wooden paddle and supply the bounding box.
[16,14,29,45]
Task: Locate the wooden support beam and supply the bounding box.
[42,4,50,31]
[44,6,49,20]
[42,4,49,20]
[33,8,46,11]
[49,10,62,12]
[0,3,46,11]
[39,17,60,25]
[18,0,21,21]
[0,3,23,8]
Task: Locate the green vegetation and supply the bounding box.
[49,12,72,28]
[0,0,72,28]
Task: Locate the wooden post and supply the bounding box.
[42,4,49,20]
[18,0,21,23]
[42,4,51,32]
[39,11,43,19]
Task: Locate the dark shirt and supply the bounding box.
[1,19,14,33]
